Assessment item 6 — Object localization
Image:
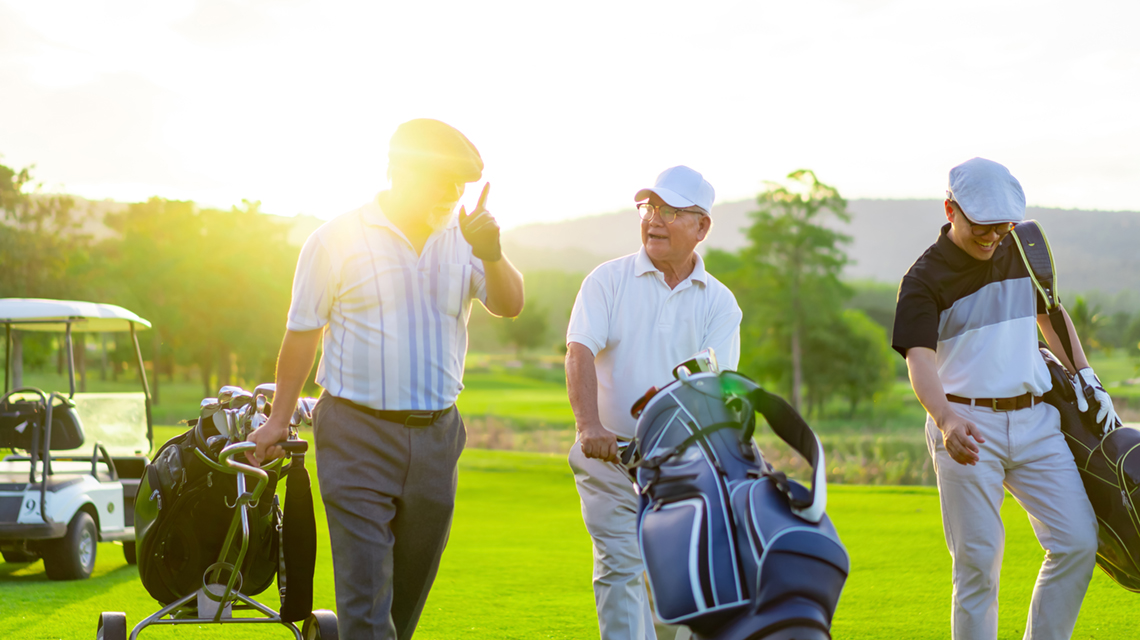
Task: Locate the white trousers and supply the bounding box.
[926,401,1098,640]
[569,441,690,640]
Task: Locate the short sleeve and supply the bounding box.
[286,232,336,332]
[703,288,743,371]
[891,274,939,359]
[566,269,612,356]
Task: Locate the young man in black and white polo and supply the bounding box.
[892,157,1118,640]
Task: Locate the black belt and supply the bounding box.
[333,396,454,428]
[947,392,1042,412]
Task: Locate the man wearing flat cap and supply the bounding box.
[566,166,742,640]
[248,118,524,639]
[892,158,1114,639]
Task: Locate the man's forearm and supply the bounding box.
[271,329,323,422]
[566,342,602,429]
[483,255,525,318]
[906,347,953,428]
[1038,307,1090,374]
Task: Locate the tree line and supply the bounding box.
[1,162,299,400]
[7,158,1138,417]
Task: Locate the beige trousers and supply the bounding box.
[926,401,1098,640]
[569,441,690,640]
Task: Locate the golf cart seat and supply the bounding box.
[0,394,85,451]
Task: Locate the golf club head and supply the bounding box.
[293,397,318,427]
[253,383,276,400]
[212,410,232,439]
[199,398,221,420]
[217,385,244,404]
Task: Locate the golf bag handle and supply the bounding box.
[632,373,828,523]
[735,378,828,524]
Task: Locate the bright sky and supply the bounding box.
[2,0,1139,229]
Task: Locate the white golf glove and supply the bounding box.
[1073,367,1119,434]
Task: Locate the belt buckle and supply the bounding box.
[404,412,434,428]
[991,397,1011,412]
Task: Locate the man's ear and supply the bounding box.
[696,214,712,242]
[944,200,955,223]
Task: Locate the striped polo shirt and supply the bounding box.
[892,224,1050,399]
[287,195,487,411]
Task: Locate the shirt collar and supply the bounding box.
[635,246,708,285]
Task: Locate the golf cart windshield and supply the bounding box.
[1,298,154,451]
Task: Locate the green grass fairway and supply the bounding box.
[3,446,1138,639]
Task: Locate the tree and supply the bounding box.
[803,309,895,417]
[729,170,852,411]
[1069,295,1104,352]
[0,162,94,299]
[496,301,550,357]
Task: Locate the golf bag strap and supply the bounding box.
[626,421,746,471]
[278,455,317,623]
[1010,221,1075,364]
[746,387,827,523]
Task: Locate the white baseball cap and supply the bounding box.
[635,166,715,213]
[947,157,1026,224]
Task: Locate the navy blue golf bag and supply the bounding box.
[627,370,848,640]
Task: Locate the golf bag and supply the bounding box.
[134,395,317,621]
[628,369,848,640]
[1039,347,1140,591]
[1012,220,1140,592]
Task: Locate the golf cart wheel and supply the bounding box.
[96,612,127,640]
[122,541,137,565]
[44,511,97,580]
[302,609,339,640]
[2,548,39,563]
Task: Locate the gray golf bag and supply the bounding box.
[627,368,848,640]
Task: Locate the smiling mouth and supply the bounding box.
[648,233,668,241]
[976,240,996,250]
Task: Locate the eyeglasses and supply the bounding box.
[962,212,1014,238]
[637,202,705,224]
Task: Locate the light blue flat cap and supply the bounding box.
[947,158,1026,224]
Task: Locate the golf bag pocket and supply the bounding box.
[640,496,713,621]
[731,478,849,619]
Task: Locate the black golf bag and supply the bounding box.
[134,399,316,622]
[1011,220,1140,592]
[628,369,848,640]
[1041,346,1140,592]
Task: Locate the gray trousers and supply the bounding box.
[313,394,466,640]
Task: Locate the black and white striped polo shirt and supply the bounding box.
[892,224,1051,398]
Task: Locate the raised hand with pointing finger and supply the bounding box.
[459,182,502,262]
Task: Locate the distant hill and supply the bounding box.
[503,199,1140,294]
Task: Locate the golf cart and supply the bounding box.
[0,298,154,580]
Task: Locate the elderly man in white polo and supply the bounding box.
[566,166,743,640]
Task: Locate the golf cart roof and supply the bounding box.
[0,299,151,333]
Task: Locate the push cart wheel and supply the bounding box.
[96,612,127,640]
[302,609,339,640]
[44,511,97,580]
[122,541,137,565]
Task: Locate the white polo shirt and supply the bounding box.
[287,194,487,411]
[567,247,742,438]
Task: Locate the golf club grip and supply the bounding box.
[278,440,309,454]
